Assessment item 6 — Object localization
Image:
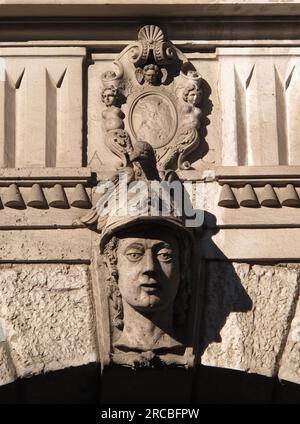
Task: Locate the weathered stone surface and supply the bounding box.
[0,229,91,262]
[279,292,300,384]
[89,52,219,173]
[0,342,17,386]
[0,264,98,383]
[1,9,300,395]
[218,47,300,167]
[201,263,300,377]
[200,228,300,261]
[0,48,85,168]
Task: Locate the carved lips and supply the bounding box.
[140,279,160,294]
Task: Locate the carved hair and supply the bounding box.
[102,232,191,331]
[143,63,160,73]
[182,83,202,105]
[142,64,160,84]
[103,237,123,330]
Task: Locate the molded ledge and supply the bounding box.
[1,1,300,18]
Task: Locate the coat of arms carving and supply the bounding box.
[100,25,202,171]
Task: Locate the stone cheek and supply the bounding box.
[0,264,98,382]
[201,262,300,379]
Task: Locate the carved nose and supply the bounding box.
[143,250,156,275]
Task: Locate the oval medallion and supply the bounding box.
[129,92,177,149]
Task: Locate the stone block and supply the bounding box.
[0,48,86,168]
[217,48,300,167]
[0,264,98,383]
[0,229,91,262]
[199,228,300,261]
[278,292,300,384]
[201,263,300,377]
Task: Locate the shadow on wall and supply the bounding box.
[197,211,253,359]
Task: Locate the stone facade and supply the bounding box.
[201,263,300,378]
[0,1,300,401]
[0,264,98,386]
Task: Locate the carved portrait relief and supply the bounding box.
[129,91,178,149]
[82,25,203,369]
[101,223,191,365]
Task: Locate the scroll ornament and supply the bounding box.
[100,25,203,171]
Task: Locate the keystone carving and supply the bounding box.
[83,147,201,368]
[83,25,204,369]
[100,25,203,171]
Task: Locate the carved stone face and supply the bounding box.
[186,89,200,106]
[143,65,159,86]
[102,88,117,106]
[116,228,180,312]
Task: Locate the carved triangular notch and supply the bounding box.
[46,67,67,89]
[245,65,255,89]
[285,64,295,91]
[6,68,25,89]
[15,68,25,89]
[56,68,67,88]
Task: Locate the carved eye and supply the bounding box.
[126,251,143,262]
[157,251,173,263]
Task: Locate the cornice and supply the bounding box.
[1,1,300,18]
[2,17,300,44]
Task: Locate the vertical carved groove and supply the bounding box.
[234,66,248,165]
[245,64,255,89]
[56,68,67,88]
[45,68,67,167]
[14,68,25,89]
[274,65,288,165]
[45,69,57,167]
[4,69,25,168]
[285,64,295,91]
[4,73,16,167]
[285,64,299,165]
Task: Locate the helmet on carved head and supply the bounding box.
[99,177,194,253]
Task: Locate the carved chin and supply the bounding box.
[130,291,170,311]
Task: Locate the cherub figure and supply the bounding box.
[143,64,160,86]
[101,86,125,131]
[136,64,162,86]
[181,82,202,129]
